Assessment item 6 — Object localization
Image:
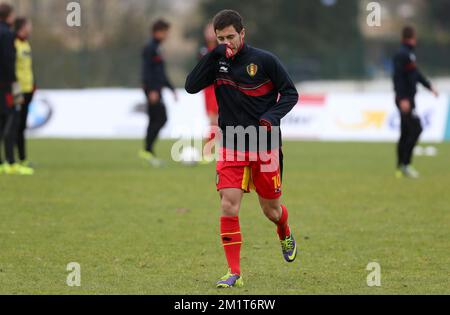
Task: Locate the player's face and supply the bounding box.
[26,21,33,37]
[405,36,417,47]
[19,21,32,38]
[154,29,169,42]
[216,25,245,55]
[6,11,15,26]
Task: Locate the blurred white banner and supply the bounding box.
[27,89,449,142]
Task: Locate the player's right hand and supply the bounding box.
[431,88,439,98]
[172,90,179,103]
[399,99,411,114]
[5,92,14,108]
[12,82,24,106]
[225,43,235,59]
[215,43,235,59]
[148,90,160,105]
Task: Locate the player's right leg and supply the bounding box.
[215,150,250,288]
[397,109,422,179]
[0,112,5,173]
[140,100,167,167]
[3,109,33,176]
[216,188,244,288]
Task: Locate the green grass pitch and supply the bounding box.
[0,139,449,294]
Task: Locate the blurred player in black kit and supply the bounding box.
[139,19,178,167]
[393,26,439,179]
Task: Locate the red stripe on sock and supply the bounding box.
[220,216,242,275]
[277,205,291,240]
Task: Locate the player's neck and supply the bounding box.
[402,40,415,50]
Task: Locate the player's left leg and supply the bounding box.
[399,105,422,179]
[405,111,423,173]
[252,150,297,263]
[259,197,297,263]
[4,108,18,166]
[145,102,167,154]
[17,93,33,165]
[0,111,5,173]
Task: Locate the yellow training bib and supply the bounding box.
[15,38,34,93]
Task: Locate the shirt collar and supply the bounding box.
[402,42,415,51]
[234,42,249,58]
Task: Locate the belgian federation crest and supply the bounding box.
[247,63,258,77]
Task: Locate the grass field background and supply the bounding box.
[0,139,449,294]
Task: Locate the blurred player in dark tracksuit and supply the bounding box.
[139,19,177,167]
[393,26,438,179]
[14,17,35,169]
[199,23,219,164]
[0,3,32,175]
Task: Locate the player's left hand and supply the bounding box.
[173,90,179,103]
[431,88,439,98]
[260,119,272,132]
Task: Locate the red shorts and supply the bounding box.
[216,148,283,200]
[204,85,218,116]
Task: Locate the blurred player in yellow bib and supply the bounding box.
[14,16,35,171]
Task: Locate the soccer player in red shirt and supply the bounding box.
[186,10,299,288]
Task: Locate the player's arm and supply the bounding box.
[163,75,175,92]
[416,68,438,97]
[416,68,431,90]
[259,54,299,128]
[0,31,18,107]
[0,30,17,84]
[185,45,227,94]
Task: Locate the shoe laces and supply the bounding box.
[281,236,294,251]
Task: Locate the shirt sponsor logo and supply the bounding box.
[219,66,229,73]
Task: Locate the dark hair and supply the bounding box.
[14,16,28,32]
[213,9,244,33]
[152,19,170,33]
[0,3,13,21]
[402,26,416,40]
